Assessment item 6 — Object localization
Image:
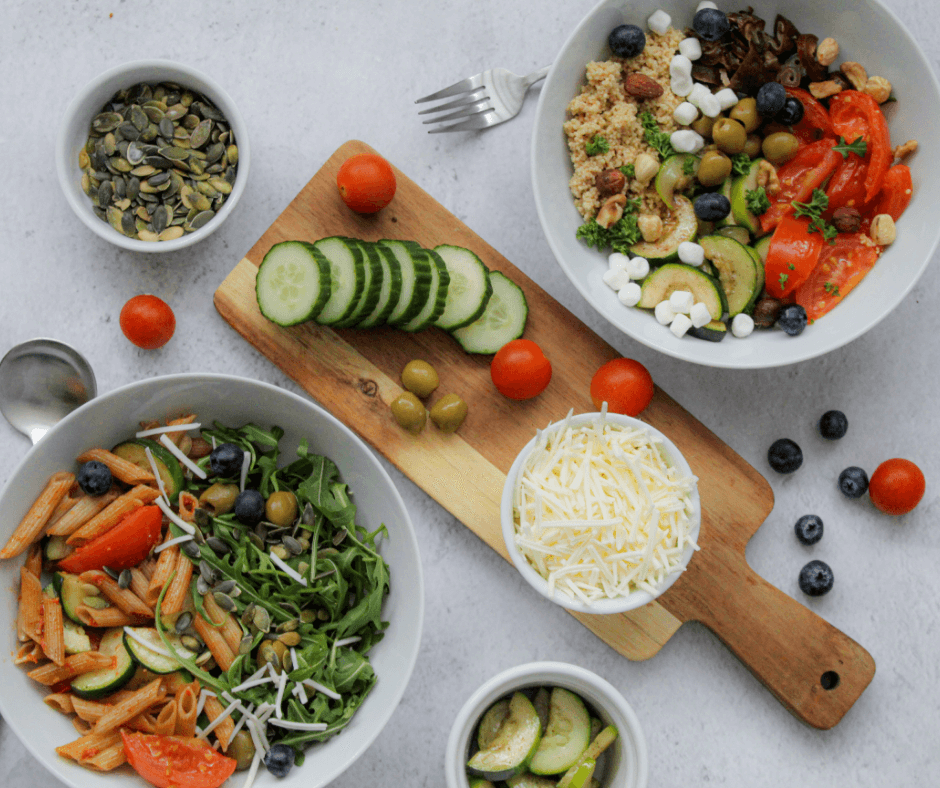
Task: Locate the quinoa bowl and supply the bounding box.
[531,0,940,368]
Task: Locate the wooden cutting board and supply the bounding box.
[214,140,874,729]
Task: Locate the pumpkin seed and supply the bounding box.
[190,119,212,149]
[238,635,254,655]
[252,606,272,633]
[175,612,194,633]
[241,603,257,627]
[276,618,300,633]
[117,568,132,589]
[107,206,126,234]
[120,210,136,236]
[206,536,231,555]
[102,566,119,580]
[248,532,265,551]
[188,210,215,231]
[138,229,159,242]
[93,112,123,133]
[278,631,301,648]
[214,579,237,596]
[213,592,237,612]
[333,529,348,546]
[195,650,214,666]
[158,226,184,241]
[182,539,201,560]
[300,610,317,624]
[196,576,211,596]
[181,635,202,651]
[199,560,217,583]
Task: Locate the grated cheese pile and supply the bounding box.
[513,410,699,605]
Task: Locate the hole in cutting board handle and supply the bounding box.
[820,671,840,690]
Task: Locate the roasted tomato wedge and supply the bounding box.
[868,164,913,222]
[829,90,891,202]
[793,233,881,321]
[786,87,834,142]
[121,731,237,788]
[763,216,825,299]
[825,153,868,213]
[760,139,842,233]
[57,505,163,574]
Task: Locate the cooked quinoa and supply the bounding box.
[564,27,684,221]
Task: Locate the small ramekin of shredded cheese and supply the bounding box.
[501,407,700,613]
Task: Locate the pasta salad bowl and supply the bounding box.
[0,373,424,788]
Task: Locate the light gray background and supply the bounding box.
[1,0,937,785]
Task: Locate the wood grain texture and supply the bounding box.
[214,140,874,727]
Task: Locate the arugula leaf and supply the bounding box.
[586,135,610,156]
[619,163,636,179]
[833,135,867,159]
[731,153,752,176]
[639,111,675,159]
[745,187,771,216]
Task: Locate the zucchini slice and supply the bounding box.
[112,438,184,502]
[629,194,697,261]
[355,242,402,328]
[477,699,511,750]
[432,244,493,331]
[715,178,736,228]
[745,243,766,296]
[753,234,771,264]
[507,775,557,788]
[383,239,433,326]
[54,571,87,624]
[44,534,73,562]
[123,627,197,674]
[698,234,760,317]
[63,618,93,654]
[400,247,450,331]
[655,154,699,210]
[716,224,751,246]
[729,158,764,235]
[467,691,542,781]
[313,236,365,326]
[529,687,592,776]
[688,319,728,342]
[255,241,332,326]
[333,238,385,328]
[71,627,136,699]
[450,271,529,354]
[637,263,726,320]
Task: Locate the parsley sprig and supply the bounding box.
[833,135,867,159]
[619,163,636,179]
[792,188,838,243]
[576,198,643,254]
[731,153,752,177]
[745,187,771,216]
[639,111,675,159]
[586,135,610,156]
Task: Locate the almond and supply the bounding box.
[624,73,664,100]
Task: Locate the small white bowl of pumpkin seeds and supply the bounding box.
[56,59,249,252]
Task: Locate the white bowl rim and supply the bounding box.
[55,59,250,253]
[500,411,700,614]
[444,660,649,788]
[0,372,424,788]
[530,0,940,369]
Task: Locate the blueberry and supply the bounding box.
[838,466,869,498]
[76,461,112,496]
[818,410,848,440]
[234,489,266,525]
[768,438,803,473]
[776,96,805,126]
[693,192,731,221]
[794,514,824,545]
[756,81,787,116]
[692,8,730,41]
[799,560,834,596]
[776,304,808,336]
[209,442,245,477]
[608,24,646,58]
[263,743,295,778]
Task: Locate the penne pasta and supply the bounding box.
[14,640,45,665]
[27,651,112,686]
[202,694,235,749]
[128,567,152,605]
[46,484,83,524]
[163,414,198,447]
[138,556,157,581]
[24,542,43,577]
[155,701,178,735]
[74,604,139,628]
[66,485,159,545]
[56,728,123,762]
[42,597,66,666]
[76,447,156,486]
[72,716,93,735]
[160,555,193,615]
[174,684,199,738]
[84,740,127,771]
[92,678,165,735]
[202,591,244,654]
[146,543,179,608]
[43,692,75,715]
[192,611,236,671]
[18,567,44,643]
[79,570,153,618]
[46,488,121,537]
[0,471,76,558]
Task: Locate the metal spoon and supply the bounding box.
[0,339,97,444]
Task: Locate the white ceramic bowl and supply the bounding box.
[0,373,423,788]
[501,411,700,614]
[445,661,649,788]
[532,0,940,368]
[56,60,250,252]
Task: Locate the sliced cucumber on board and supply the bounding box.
[432,244,493,331]
[637,263,726,320]
[383,239,434,326]
[255,241,332,326]
[629,195,697,261]
[333,238,385,328]
[400,247,450,332]
[467,692,543,781]
[313,236,366,326]
[529,687,592,775]
[451,271,528,354]
[71,628,136,699]
[355,242,402,328]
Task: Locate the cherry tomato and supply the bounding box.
[490,339,552,400]
[121,731,237,788]
[120,295,176,350]
[336,153,397,213]
[764,216,824,299]
[868,164,913,222]
[829,90,891,202]
[793,233,881,321]
[869,458,925,515]
[759,138,842,233]
[590,358,654,417]
[58,505,163,574]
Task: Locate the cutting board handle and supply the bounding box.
[662,541,875,730]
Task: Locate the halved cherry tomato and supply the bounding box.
[336,153,397,213]
[829,90,891,202]
[868,164,913,222]
[121,731,237,788]
[120,295,176,350]
[759,139,842,233]
[786,87,833,143]
[825,153,868,213]
[490,339,552,400]
[869,458,925,515]
[58,505,163,574]
[792,233,881,321]
[763,216,825,298]
[590,358,654,417]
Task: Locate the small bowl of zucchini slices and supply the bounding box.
[445,661,648,788]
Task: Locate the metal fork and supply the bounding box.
[416,66,551,133]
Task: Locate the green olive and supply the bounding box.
[390,392,427,434]
[198,483,239,515]
[696,150,733,187]
[400,359,439,398]
[743,133,763,159]
[729,97,759,133]
[690,114,714,139]
[429,393,468,434]
[228,729,256,771]
[256,639,288,673]
[711,118,747,155]
[762,131,800,165]
[265,490,298,527]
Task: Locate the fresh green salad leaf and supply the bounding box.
[834,135,867,159]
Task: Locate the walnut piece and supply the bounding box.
[638,214,664,242]
[815,38,839,67]
[596,195,627,230]
[634,152,659,186]
[841,62,868,91]
[595,168,626,197]
[757,160,782,196]
[870,214,897,246]
[809,80,843,99]
[893,139,918,160]
[863,75,892,104]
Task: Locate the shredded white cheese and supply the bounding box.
[198,698,240,739]
[154,533,194,553]
[239,748,263,788]
[144,446,169,506]
[159,432,208,480]
[122,627,174,658]
[274,670,288,718]
[513,413,698,605]
[302,678,341,700]
[229,675,276,693]
[270,552,308,586]
[239,450,251,492]
[154,497,196,535]
[334,636,361,648]
[267,719,329,731]
[136,423,202,438]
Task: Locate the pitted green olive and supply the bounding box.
[228,730,256,771]
[390,392,427,434]
[729,97,759,133]
[711,118,747,155]
[762,131,800,165]
[690,114,715,139]
[400,359,439,398]
[429,393,468,434]
[696,150,733,187]
[265,490,298,527]
[198,483,239,515]
[743,133,763,158]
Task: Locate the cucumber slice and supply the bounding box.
[467,692,542,781]
[333,238,385,328]
[450,271,528,354]
[629,195,697,261]
[54,571,86,624]
[255,241,331,326]
[313,236,365,325]
[688,319,728,342]
[71,627,136,699]
[655,154,699,210]
[529,687,592,775]
[698,234,760,317]
[44,534,73,562]
[355,242,402,327]
[730,158,764,235]
[477,699,511,750]
[112,439,184,502]
[383,239,434,326]
[123,627,197,674]
[63,618,92,655]
[637,263,726,320]
[557,726,618,788]
[432,245,493,330]
[400,247,450,332]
